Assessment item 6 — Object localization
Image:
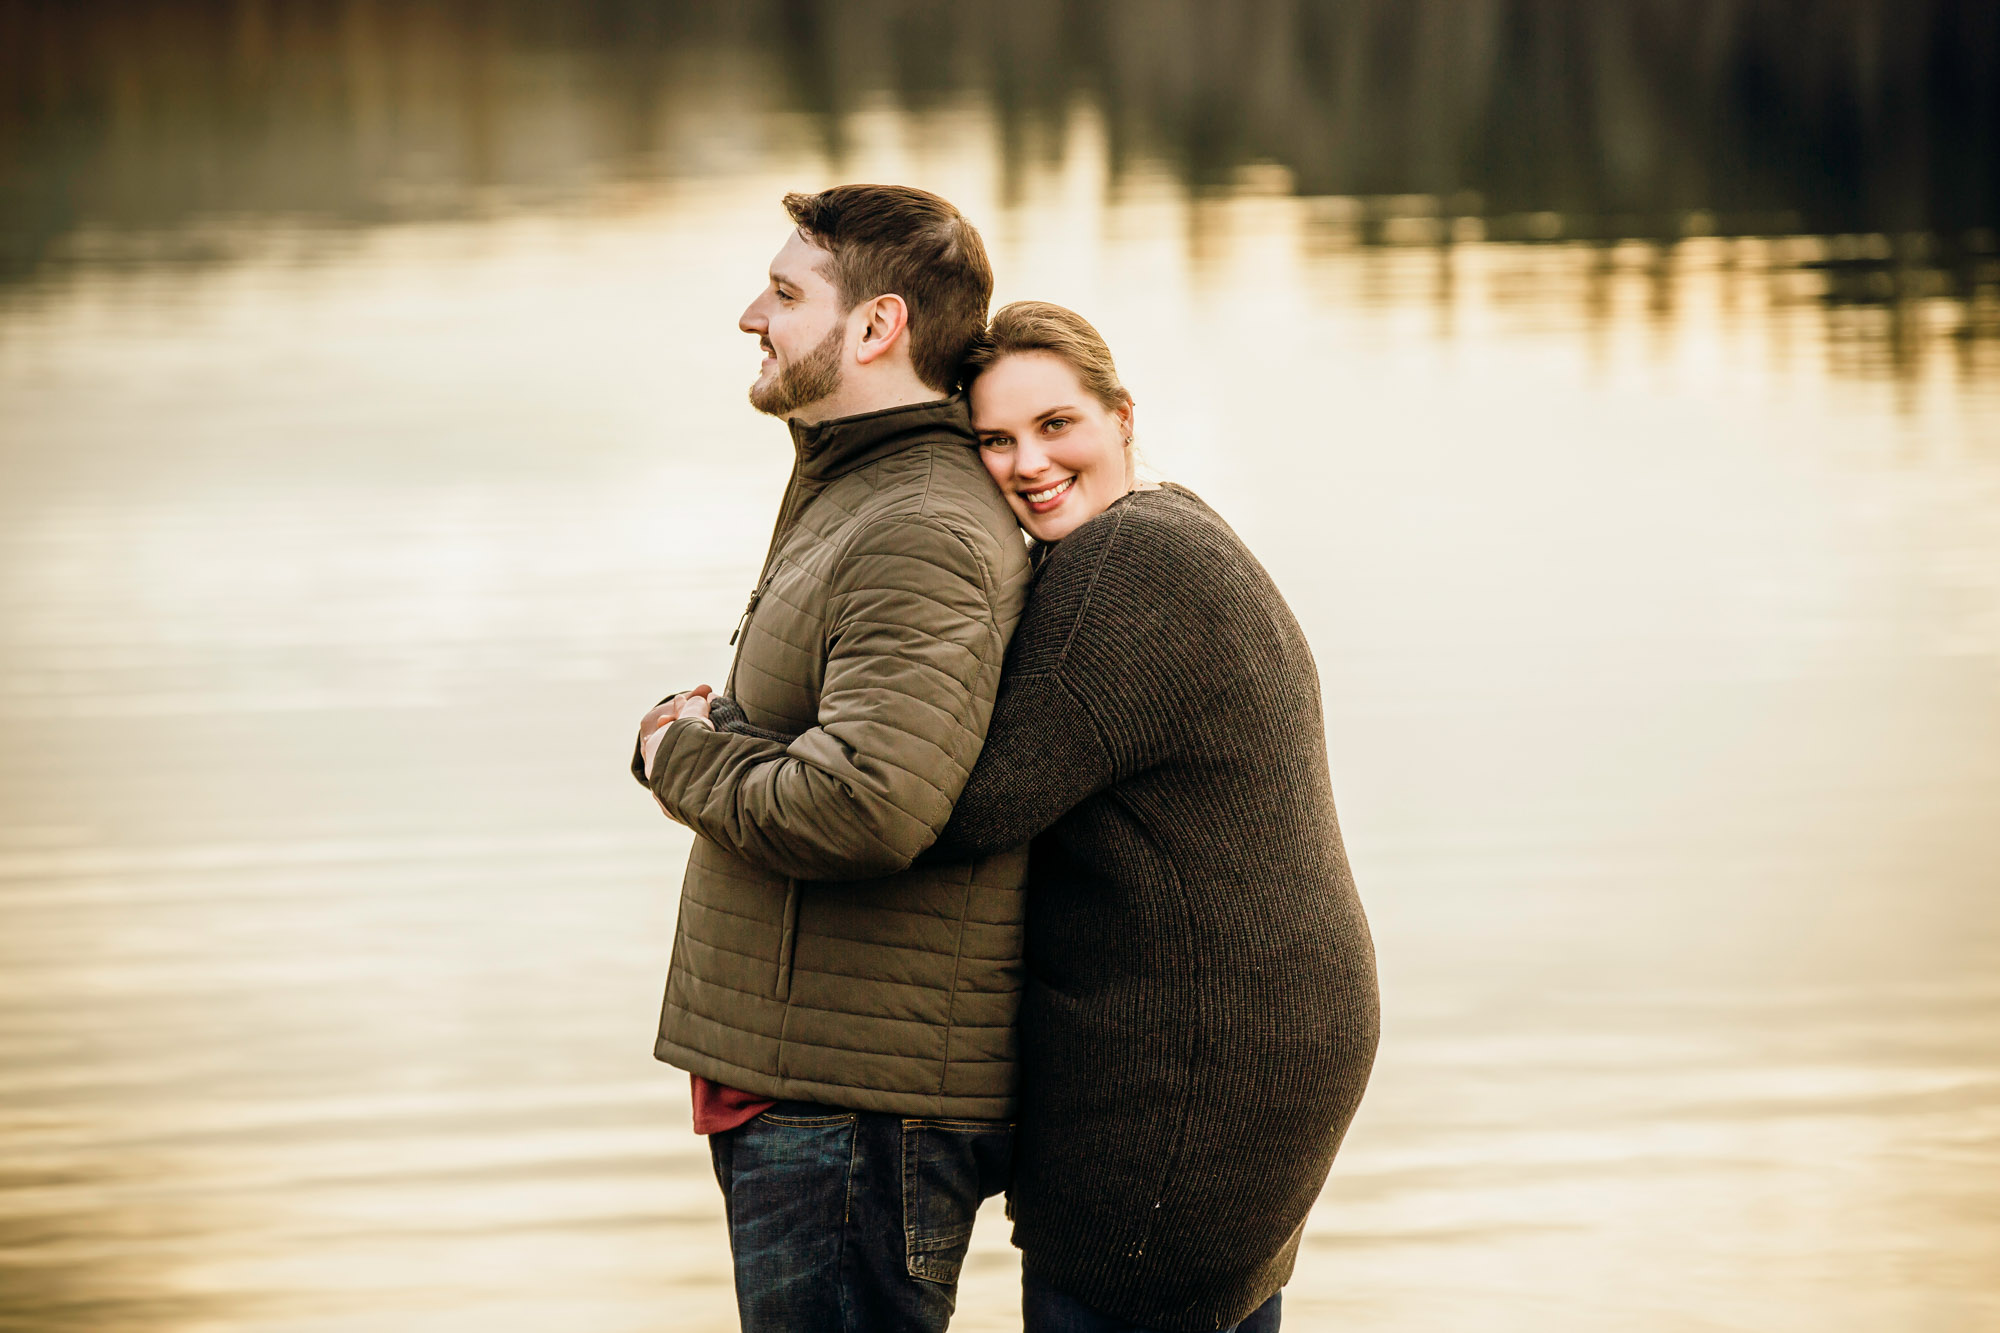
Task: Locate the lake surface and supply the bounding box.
[3,8,1999,1331]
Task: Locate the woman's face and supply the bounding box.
[971,351,1135,543]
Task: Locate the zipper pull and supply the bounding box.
[728,585,764,646]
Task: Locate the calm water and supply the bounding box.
[4,9,2000,1332]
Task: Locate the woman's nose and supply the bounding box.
[1015,441,1050,476]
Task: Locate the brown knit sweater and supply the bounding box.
[923,484,1380,1330]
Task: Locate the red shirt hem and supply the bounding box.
[690,1073,777,1135]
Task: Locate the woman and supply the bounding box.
[920,302,1380,1332]
[690,302,1379,1332]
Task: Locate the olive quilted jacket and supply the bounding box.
[641,398,1034,1118]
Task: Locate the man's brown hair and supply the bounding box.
[782,184,994,395]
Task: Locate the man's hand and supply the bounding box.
[640,685,714,782]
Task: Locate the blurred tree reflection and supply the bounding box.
[2,0,1996,373]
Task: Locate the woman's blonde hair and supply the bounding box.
[960,300,1131,414]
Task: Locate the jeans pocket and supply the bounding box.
[754,1099,854,1128]
[901,1118,1013,1287]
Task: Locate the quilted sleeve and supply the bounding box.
[647,514,1007,880]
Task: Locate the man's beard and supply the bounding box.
[749,324,844,418]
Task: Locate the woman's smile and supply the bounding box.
[1022,476,1076,511]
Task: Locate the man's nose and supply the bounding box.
[739,298,767,335]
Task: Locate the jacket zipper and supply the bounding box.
[724,464,810,690]
[728,585,764,647]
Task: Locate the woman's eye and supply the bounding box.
[1043,418,1069,433]
[979,438,1013,451]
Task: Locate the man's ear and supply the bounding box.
[853,294,910,365]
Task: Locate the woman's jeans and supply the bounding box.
[708,1100,1012,1333]
[1023,1270,1282,1333]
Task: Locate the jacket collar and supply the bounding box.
[787,397,976,480]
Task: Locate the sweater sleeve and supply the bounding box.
[928,491,1246,860]
[923,506,1171,862]
[645,514,1008,880]
[925,669,1116,860]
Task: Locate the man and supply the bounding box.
[631,185,1032,1332]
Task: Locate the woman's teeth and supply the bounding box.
[1025,477,1075,505]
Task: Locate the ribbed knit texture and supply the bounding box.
[927,485,1381,1332]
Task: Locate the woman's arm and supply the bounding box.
[924,669,1115,861]
[926,496,1213,862]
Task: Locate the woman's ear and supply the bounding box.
[1118,397,1136,443]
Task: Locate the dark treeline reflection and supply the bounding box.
[7,0,1998,246]
[5,0,1999,357]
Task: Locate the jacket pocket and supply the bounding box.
[774,878,800,1001]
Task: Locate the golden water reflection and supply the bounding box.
[2,96,1999,1333]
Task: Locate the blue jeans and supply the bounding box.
[708,1100,1012,1333]
[1023,1270,1282,1333]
